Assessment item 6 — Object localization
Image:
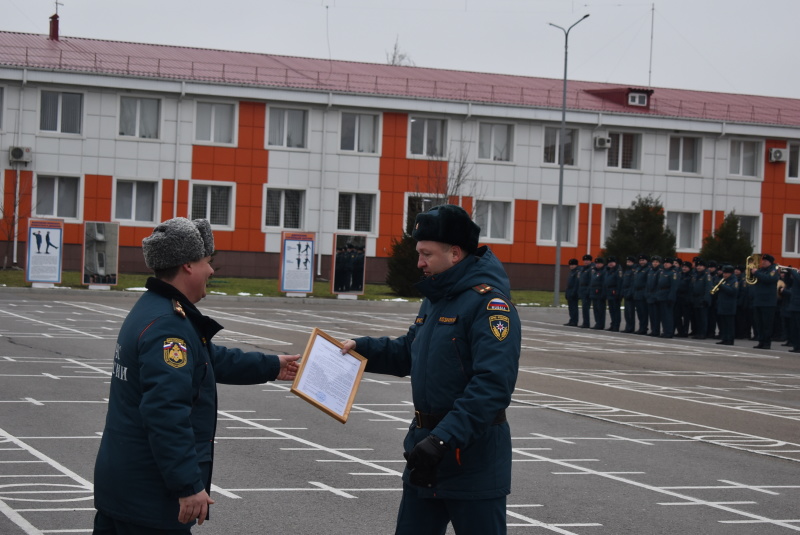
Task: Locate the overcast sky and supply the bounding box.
[6,0,800,99]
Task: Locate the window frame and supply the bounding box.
[112,178,161,227]
[194,100,238,146]
[262,186,306,231]
[603,207,621,248]
[339,111,381,155]
[407,116,447,159]
[189,180,236,231]
[39,88,85,136]
[477,122,514,163]
[474,199,514,243]
[735,213,761,252]
[728,138,762,179]
[537,202,577,246]
[783,214,800,257]
[666,210,701,252]
[606,131,642,170]
[787,142,800,183]
[667,135,702,175]
[337,191,378,235]
[33,174,83,222]
[543,125,578,166]
[118,95,163,140]
[267,106,310,150]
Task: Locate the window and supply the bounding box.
[666,212,699,250]
[265,188,304,229]
[35,175,80,218]
[337,193,375,232]
[669,136,701,173]
[474,200,511,240]
[340,113,378,153]
[478,123,513,162]
[268,107,307,148]
[607,132,641,169]
[540,204,575,244]
[40,90,83,134]
[604,207,620,247]
[196,102,235,144]
[736,215,759,249]
[786,216,800,255]
[119,96,160,139]
[409,117,445,157]
[729,140,759,177]
[628,93,648,106]
[788,143,799,181]
[191,183,233,227]
[543,126,577,165]
[115,180,157,223]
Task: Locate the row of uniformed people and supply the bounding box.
[564,253,800,352]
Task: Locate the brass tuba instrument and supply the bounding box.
[745,254,761,285]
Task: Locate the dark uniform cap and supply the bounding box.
[568,258,579,265]
[683,261,693,268]
[650,255,662,262]
[693,256,702,263]
[663,257,673,264]
[707,260,718,268]
[412,204,480,254]
[594,257,605,264]
[606,256,617,263]
[722,265,734,273]
[142,218,214,271]
[582,254,594,261]
[735,265,745,272]
[626,256,636,262]
[763,254,775,263]
[695,259,707,267]
[638,254,649,261]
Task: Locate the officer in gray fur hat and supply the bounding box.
[93,217,300,534]
[340,204,521,534]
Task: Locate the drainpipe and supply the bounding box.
[587,113,603,255]
[316,93,332,277]
[173,81,186,218]
[712,122,726,232]
[12,69,28,266]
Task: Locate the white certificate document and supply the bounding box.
[291,328,367,423]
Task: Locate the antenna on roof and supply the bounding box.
[648,2,654,87]
[55,1,64,15]
[49,2,63,41]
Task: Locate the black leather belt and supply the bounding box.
[414,409,506,429]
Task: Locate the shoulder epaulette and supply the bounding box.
[172,298,186,318]
[472,283,493,294]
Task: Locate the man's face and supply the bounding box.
[569,264,578,270]
[639,259,648,267]
[761,259,771,269]
[416,241,459,277]
[608,261,617,269]
[186,256,214,302]
[652,261,661,268]
[627,260,635,268]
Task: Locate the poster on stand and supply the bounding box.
[82,222,120,287]
[26,219,64,284]
[331,234,367,296]
[280,232,315,294]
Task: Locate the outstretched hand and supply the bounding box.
[277,354,301,381]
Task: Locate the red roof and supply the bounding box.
[2,31,799,127]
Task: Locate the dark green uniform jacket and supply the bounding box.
[354,246,521,500]
[94,278,280,530]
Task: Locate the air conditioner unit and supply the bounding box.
[769,147,788,163]
[9,146,32,164]
[594,136,612,150]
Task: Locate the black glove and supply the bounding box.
[403,434,448,488]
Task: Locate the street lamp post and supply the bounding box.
[549,14,589,308]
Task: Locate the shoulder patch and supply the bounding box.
[163,338,188,368]
[472,283,493,294]
[486,298,510,312]
[489,314,510,341]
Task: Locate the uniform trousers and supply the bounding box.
[395,483,507,535]
[718,313,735,344]
[607,298,621,330]
[566,296,579,325]
[634,299,649,333]
[93,511,192,535]
[623,297,636,331]
[580,297,591,326]
[753,306,776,347]
[648,300,661,336]
[658,300,675,336]
[692,306,708,338]
[592,298,606,329]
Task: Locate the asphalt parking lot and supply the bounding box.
[0,288,798,534]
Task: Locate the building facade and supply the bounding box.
[1,23,800,289]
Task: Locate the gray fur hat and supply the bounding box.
[142,218,214,270]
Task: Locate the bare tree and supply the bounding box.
[386,36,415,67]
